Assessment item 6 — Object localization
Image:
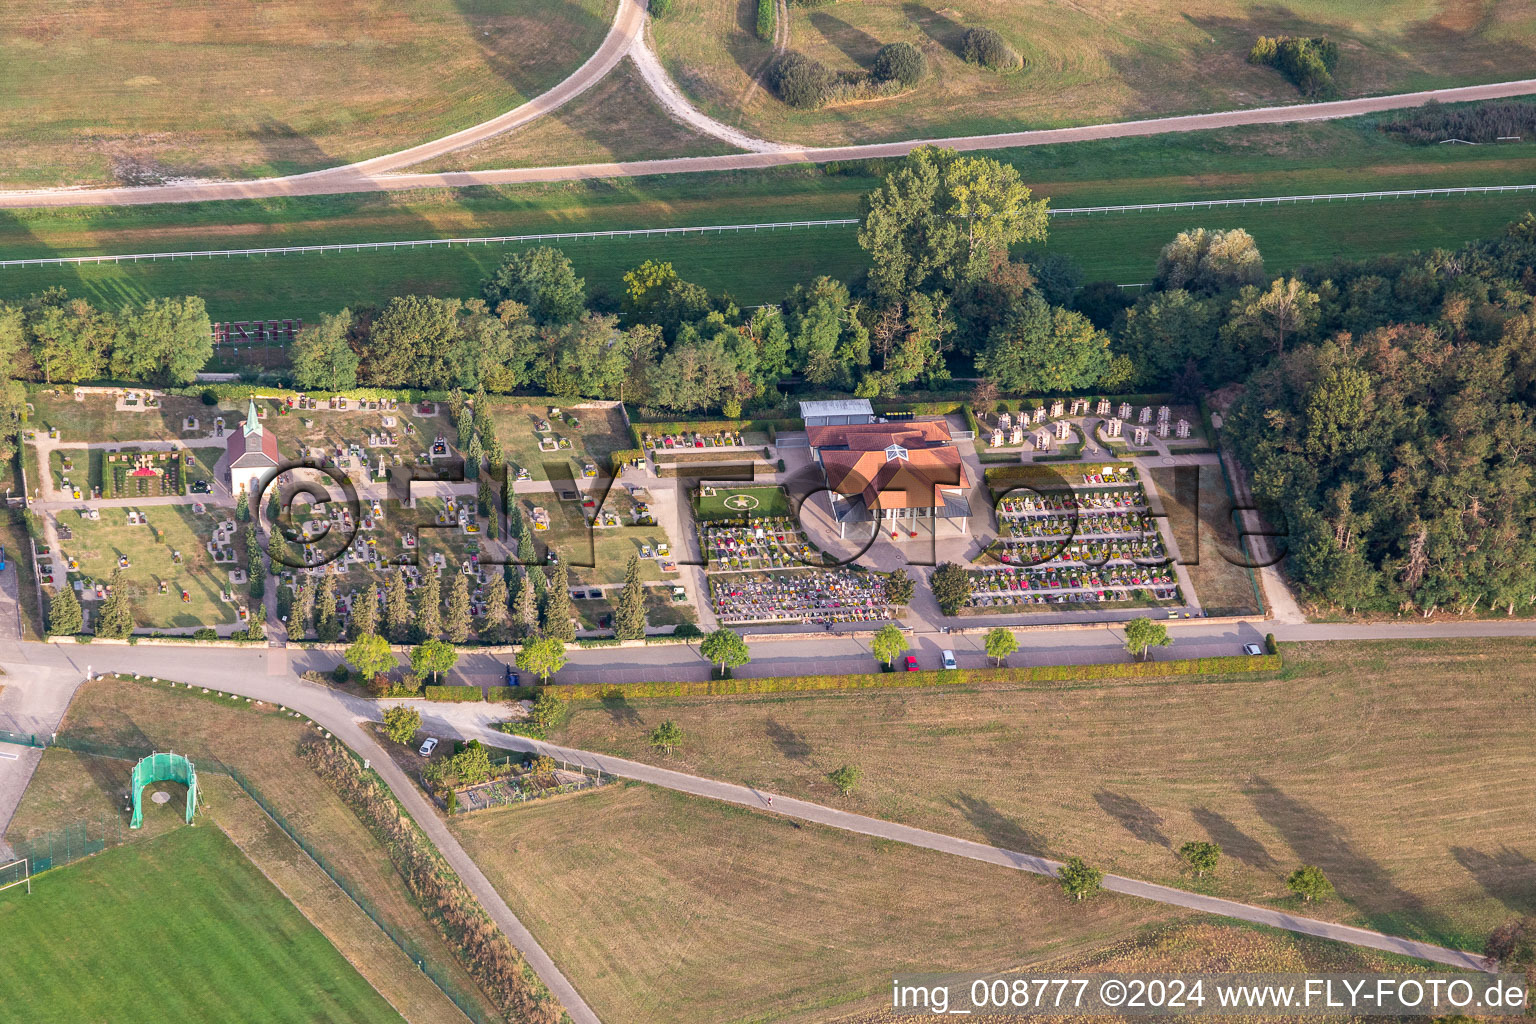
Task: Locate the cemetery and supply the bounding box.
[483,401,631,482]
[708,567,907,626]
[517,492,678,587]
[975,397,1211,461]
[56,503,246,627]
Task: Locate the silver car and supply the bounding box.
[418,737,439,757]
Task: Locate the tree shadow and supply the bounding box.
[902,3,966,60]
[1451,846,1536,915]
[808,11,884,69]
[764,718,811,761]
[600,693,642,728]
[947,791,1046,856]
[1191,806,1276,871]
[1247,777,1444,940]
[1093,790,1170,847]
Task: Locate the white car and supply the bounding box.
[1243,643,1265,656]
[941,650,958,670]
[418,737,439,757]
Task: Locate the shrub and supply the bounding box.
[200,389,218,406]
[872,42,926,86]
[1248,35,1339,99]
[962,27,1023,72]
[770,51,836,109]
[756,0,775,41]
[331,664,350,684]
[672,622,703,639]
[191,626,217,642]
[651,0,672,14]
[1381,99,1536,145]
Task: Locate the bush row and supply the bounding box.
[756,0,774,41]
[534,654,1280,700]
[301,738,562,1023]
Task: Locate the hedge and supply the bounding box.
[756,0,774,40]
[422,685,485,702]
[534,654,1281,700]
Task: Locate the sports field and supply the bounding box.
[546,639,1536,951]
[0,825,401,1024]
[19,675,501,1022]
[654,0,1536,146]
[452,782,1179,1024]
[0,0,618,188]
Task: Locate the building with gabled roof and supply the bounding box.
[227,397,280,496]
[807,417,970,538]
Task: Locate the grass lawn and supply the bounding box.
[35,674,503,1022]
[548,639,1536,951]
[60,503,244,628]
[452,782,1180,1024]
[0,825,402,1024]
[653,0,1536,147]
[696,484,791,519]
[419,57,734,172]
[573,585,696,630]
[0,0,618,188]
[489,400,630,480]
[25,390,212,445]
[1151,463,1264,617]
[2,193,1529,327]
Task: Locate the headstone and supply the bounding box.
[998,412,1012,430]
[991,428,1003,447]
[1134,425,1149,446]
[1096,398,1111,416]
[1010,425,1023,445]
[1176,419,1191,439]
[1106,417,1122,438]
[1157,420,1171,438]
[1032,406,1046,424]
[1139,406,1153,425]
[1050,399,1065,418]
[1034,430,1051,450]
[1055,420,1071,440]
[1118,402,1133,420]
[1158,405,1171,422]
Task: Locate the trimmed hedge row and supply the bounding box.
[422,685,484,702]
[536,654,1281,700]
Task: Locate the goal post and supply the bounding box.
[0,858,31,895]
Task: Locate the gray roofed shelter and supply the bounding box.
[798,398,875,427]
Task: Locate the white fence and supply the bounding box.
[1,184,1533,269]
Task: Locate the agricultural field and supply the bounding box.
[0,0,619,188]
[653,0,1536,146]
[0,824,403,1024]
[833,920,1445,1023]
[418,57,734,171]
[546,639,1536,951]
[451,782,1180,1024]
[15,674,503,1022]
[56,503,246,628]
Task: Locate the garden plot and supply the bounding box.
[56,503,245,627]
[707,568,902,626]
[486,401,630,482]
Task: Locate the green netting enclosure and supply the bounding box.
[129,752,198,829]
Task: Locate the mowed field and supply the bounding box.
[0,825,402,1024]
[0,0,618,188]
[2,193,1528,324]
[545,640,1536,951]
[452,782,1180,1024]
[10,675,503,1023]
[654,0,1536,146]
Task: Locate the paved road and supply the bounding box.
[3,76,1536,208]
[0,638,1495,976]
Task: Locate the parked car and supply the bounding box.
[941,650,958,670]
[505,665,520,687]
[903,655,918,672]
[418,737,438,757]
[1243,643,1265,656]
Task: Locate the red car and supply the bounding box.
[904,655,919,672]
